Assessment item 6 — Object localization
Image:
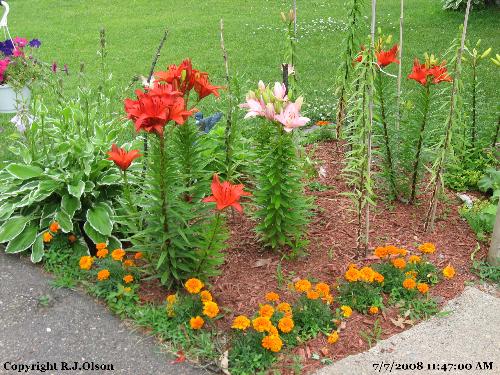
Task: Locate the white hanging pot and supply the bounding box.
[0,84,31,113]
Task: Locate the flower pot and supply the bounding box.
[0,84,31,113]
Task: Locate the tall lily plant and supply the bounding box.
[240,82,311,252]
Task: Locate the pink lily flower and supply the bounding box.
[239,97,266,119]
[273,82,287,101]
[274,98,310,132]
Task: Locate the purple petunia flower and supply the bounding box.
[51,61,57,72]
[29,39,41,48]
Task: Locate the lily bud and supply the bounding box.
[258,80,266,92]
[386,35,393,45]
[280,12,287,22]
[289,9,295,22]
[481,47,492,59]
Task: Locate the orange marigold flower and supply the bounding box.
[405,270,418,279]
[259,304,275,318]
[408,255,421,264]
[374,246,389,258]
[203,301,219,318]
[123,259,135,267]
[403,278,416,289]
[294,279,312,293]
[392,257,406,269]
[316,120,331,126]
[418,242,436,254]
[96,243,107,250]
[345,267,360,282]
[185,278,204,294]
[278,317,294,333]
[306,290,320,300]
[123,287,132,293]
[200,290,213,303]
[276,302,292,314]
[442,265,455,279]
[190,316,204,330]
[398,248,408,256]
[79,256,93,270]
[123,274,134,284]
[232,315,251,330]
[166,294,177,305]
[417,283,429,294]
[134,252,143,260]
[327,331,339,344]
[252,316,272,333]
[374,272,385,283]
[49,221,60,233]
[42,232,53,243]
[265,292,280,302]
[386,245,400,255]
[261,334,283,352]
[359,267,376,283]
[341,305,352,318]
[111,248,126,261]
[323,294,334,304]
[369,306,379,315]
[96,248,109,259]
[97,269,110,281]
[315,282,330,297]
[269,325,279,335]
[68,234,77,243]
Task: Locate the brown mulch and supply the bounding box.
[137,139,487,374]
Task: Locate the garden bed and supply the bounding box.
[136,139,485,374]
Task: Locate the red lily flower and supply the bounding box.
[408,59,430,85]
[202,174,252,212]
[376,44,399,67]
[354,45,366,64]
[107,144,142,171]
[124,84,193,135]
[428,63,452,84]
[193,74,223,100]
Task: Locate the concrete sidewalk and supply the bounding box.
[0,252,204,375]
[315,286,500,375]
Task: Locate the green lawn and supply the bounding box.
[3,0,499,121]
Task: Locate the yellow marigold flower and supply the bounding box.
[265,292,280,302]
[252,316,272,333]
[184,278,204,294]
[203,301,219,318]
[96,243,107,250]
[307,290,320,300]
[68,234,77,243]
[276,302,292,314]
[345,267,360,282]
[79,256,93,270]
[111,248,126,261]
[232,315,251,330]
[259,304,275,318]
[323,294,334,304]
[386,245,400,255]
[374,246,389,258]
[96,248,108,259]
[200,290,213,303]
[417,283,429,294]
[369,306,379,315]
[341,305,352,318]
[392,257,406,269]
[123,274,134,284]
[97,269,110,281]
[408,255,421,264]
[418,242,436,254]
[315,282,330,297]
[403,278,416,289]
[405,270,418,278]
[190,316,204,330]
[166,294,177,305]
[261,334,283,352]
[443,265,456,279]
[123,259,135,267]
[42,232,53,243]
[278,317,294,333]
[123,287,132,293]
[134,252,143,260]
[294,279,312,293]
[49,221,60,233]
[327,331,339,344]
[374,272,385,283]
[359,266,375,283]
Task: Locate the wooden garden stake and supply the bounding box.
[425,0,471,232]
[396,0,404,131]
[220,19,234,181]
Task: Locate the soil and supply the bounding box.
[136,139,488,374]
